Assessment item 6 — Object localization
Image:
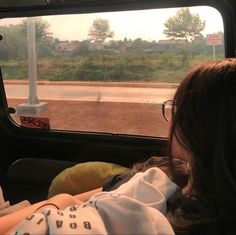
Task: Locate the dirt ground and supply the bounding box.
[8,98,170,137]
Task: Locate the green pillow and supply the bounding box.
[48,161,130,198]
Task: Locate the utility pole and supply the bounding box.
[17,17,48,116]
[27,17,39,105]
[213,45,216,61]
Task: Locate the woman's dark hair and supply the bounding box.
[168,58,236,234]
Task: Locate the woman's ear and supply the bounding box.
[171,134,191,162]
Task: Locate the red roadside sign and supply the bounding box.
[20,116,50,129]
[207,34,223,45]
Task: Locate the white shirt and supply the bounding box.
[12,167,178,235]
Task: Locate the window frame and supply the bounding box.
[0,0,234,145]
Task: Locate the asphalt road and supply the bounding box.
[4,84,176,104]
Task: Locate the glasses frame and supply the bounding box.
[162,99,175,122]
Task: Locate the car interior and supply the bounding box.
[0,0,235,207]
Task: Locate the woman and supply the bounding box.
[166,58,236,234]
[1,58,236,234]
[107,58,236,234]
[106,58,236,233]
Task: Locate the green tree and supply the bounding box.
[163,8,205,60]
[75,40,90,56]
[164,8,205,41]
[21,17,54,57]
[132,38,150,52]
[88,19,114,80]
[88,18,114,45]
[0,24,27,60]
[21,17,52,40]
[191,34,208,56]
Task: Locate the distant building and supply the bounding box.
[88,42,103,51]
[55,41,78,55]
[156,39,186,53]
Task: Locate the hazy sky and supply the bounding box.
[0,6,224,42]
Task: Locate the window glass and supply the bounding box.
[0,6,224,137]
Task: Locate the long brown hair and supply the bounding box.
[168,58,236,234]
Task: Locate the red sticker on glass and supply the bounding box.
[20,116,50,129]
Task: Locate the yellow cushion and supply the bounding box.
[48,161,130,198]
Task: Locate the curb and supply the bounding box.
[4,80,179,89]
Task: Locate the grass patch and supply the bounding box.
[0,52,222,82]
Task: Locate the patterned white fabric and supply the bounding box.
[12,168,178,235]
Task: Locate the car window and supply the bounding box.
[0,6,224,137]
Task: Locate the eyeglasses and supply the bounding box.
[162,99,175,121]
